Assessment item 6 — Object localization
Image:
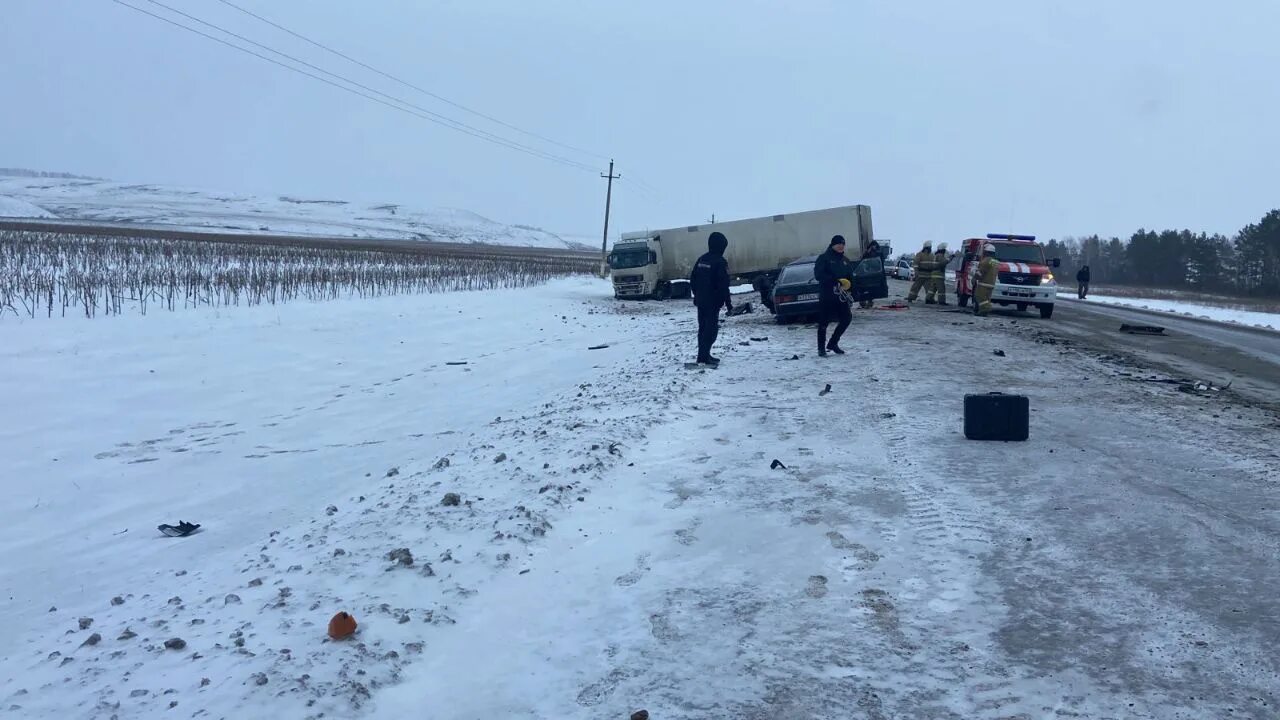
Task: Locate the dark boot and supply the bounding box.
[817,326,827,357]
[827,342,846,355]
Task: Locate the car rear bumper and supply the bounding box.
[774,300,820,317]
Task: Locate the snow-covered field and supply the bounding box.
[3,280,1278,719]
[0,194,55,219]
[0,174,585,249]
[1072,293,1280,331]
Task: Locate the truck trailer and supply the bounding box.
[608,204,875,300]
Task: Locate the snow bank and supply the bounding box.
[0,277,691,719]
[1081,293,1280,331]
[0,176,584,249]
[0,194,54,218]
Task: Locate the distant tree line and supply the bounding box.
[1045,209,1280,297]
[0,168,105,180]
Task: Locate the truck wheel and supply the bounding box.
[1039,304,1054,319]
[1016,303,1028,312]
[957,293,969,308]
[653,282,670,300]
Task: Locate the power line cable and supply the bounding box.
[111,0,597,172]
[214,0,609,162]
[139,0,596,171]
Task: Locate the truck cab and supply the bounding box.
[607,234,660,299]
[955,234,1061,318]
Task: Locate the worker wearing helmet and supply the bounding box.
[814,235,854,356]
[906,241,934,303]
[929,242,952,305]
[973,243,1000,316]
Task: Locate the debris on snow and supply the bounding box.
[494,453,507,463]
[441,493,462,507]
[327,611,358,640]
[1120,323,1166,335]
[78,617,93,630]
[385,467,400,477]
[80,633,101,647]
[386,548,414,567]
[993,349,1006,357]
[163,638,187,651]
[770,459,787,470]
[819,384,832,396]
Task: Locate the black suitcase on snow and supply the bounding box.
[964,392,1029,441]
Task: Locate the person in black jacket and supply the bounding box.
[856,240,883,309]
[813,235,854,356]
[689,231,732,365]
[1076,265,1091,299]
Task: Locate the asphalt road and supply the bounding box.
[887,278,1280,410]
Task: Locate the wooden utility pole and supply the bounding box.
[599,159,620,277]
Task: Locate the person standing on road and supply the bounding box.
[689,231,732,365]
[974,243,1000,317]
[1076,265,1091,299]
[930,242,952,305]
[906,241,934,303]
[857,240,882,309]
[814,235,854,357]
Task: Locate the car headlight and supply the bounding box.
[1040,273,1056,285]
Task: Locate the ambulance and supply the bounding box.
[955,233,1061,318]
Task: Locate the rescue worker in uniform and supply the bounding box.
[930,242,952,305]
[689,231,731,365]
[814,235,854,356]
[1076,265,1091,299]
[857,240,882,309]
[906,241,934,303]
[973,243,1000,317]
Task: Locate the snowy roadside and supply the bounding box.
[1,277,702,718]
[1065,293,1280,331]
[4,284,1279,719]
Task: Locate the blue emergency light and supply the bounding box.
[986,233,1036,241]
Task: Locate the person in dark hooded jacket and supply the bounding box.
[855,240,883,308]
[689,231,731,364]
[813,235,854,356]
[1076,265,1091,299]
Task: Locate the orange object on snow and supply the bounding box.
[328,611,358,640]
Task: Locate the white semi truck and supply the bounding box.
[608,204,875,300]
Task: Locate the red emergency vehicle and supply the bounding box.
[955,234,1061,318]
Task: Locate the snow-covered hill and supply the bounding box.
[0,172,586,250]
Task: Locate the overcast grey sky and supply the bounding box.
[4,0,1278,246]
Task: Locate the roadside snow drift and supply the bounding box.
[3,280,1278,719]
[1076,293,1280,331]
[0,175,583,249]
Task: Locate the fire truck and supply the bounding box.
[955,233,1061,318]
